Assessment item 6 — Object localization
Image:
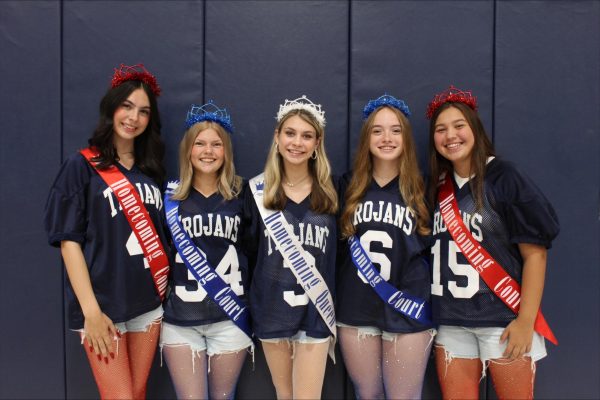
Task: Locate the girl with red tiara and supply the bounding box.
[337,94,434,399]
[160,102,253,399]
[426,85,559,399]
[44,64,169,399]
[244,96,338,399]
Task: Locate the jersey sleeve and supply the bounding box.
[491,160,560,248]
[43,153,91,247]
[241,181,260,271]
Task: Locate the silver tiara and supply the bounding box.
[276,95,326,127]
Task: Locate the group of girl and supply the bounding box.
[44,64,559,399]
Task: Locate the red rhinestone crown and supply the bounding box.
[111,63,161,96]
[426,85,477,119]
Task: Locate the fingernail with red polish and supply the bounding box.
[89,346,93,352]
[104,357,108,364]
[116,331,122,338]
[110,352,115,359]
[97,354,102,361]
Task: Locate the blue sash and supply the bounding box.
[347,235,431,325]
[164,182,252,338]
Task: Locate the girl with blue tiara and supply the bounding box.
[426,85,559,399]
[161,102,253,399]
[245,96,338,399]
[337,95,434,399]
[44,64,169,399]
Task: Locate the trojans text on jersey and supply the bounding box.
[104,182,163,217]
[180,214,241,242]
[432,210,483,241]
[353,200,414,235]
[265,222,330,255]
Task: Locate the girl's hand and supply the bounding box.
[500,317,534,360]
[84,310,119,363]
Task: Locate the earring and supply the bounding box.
[311,149,318,160]
[275,142,279,153]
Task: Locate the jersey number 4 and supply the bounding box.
[431,239,479,298]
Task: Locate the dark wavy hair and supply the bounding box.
[427,102,495,210]
[88,80,166,186]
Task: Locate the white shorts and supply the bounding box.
[160,320,253,356]
[260,330,330,345]
[337,322,435,342]
[435,325,547,362]
[75,305,163,336]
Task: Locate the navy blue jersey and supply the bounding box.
[337,173,433,333]
[431,158,559,328]
[243,182,337,339]
[163,186,249,326]
[44,152,169,329]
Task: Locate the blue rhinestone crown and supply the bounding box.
[362,94,411,120]
[185,101,233,133]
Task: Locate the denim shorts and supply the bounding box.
[435,325,547,362]
[160,320,253,356]
[75,305,163,336]
[260,330,330,345]
[337,322,436,342]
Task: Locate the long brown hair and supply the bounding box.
[263,109,338,214]
[340,106,430,237]
[171,121,241,201]
[88,80,165,186]
[427,102,495,209]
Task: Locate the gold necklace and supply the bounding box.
[284,174,309,187]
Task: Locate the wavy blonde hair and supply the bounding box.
[171,121,242,201]
[263,109,338,214]
[340,106,430,237]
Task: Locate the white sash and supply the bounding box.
[249,173,336,359]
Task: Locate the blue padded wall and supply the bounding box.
[494,1,600,398]
[0,2,64,399]
[0,1,598,399]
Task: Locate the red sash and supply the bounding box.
[81,147,169,300]
[438,174,557,345]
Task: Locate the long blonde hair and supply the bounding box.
[340,106,430,237]
[263,109,338,214]
[171,121,242,201]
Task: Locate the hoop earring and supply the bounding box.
[311,149,318,160]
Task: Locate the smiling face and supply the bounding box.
[433,106,475,177]
[369,107,404,163]
[112,87,150,146]
[275,114,320,167]
[190,127,225,178]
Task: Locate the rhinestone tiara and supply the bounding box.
[363,94,411,119]
[111,63,161,96]
[426,85,477,119]
[276,95,326,127]
[185,101,233,133]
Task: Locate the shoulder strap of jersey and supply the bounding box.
[249,173,336,357]
[80,147,169,300]
[347,235,431,325]
[164,181,252,339]
[437,173,557,345]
